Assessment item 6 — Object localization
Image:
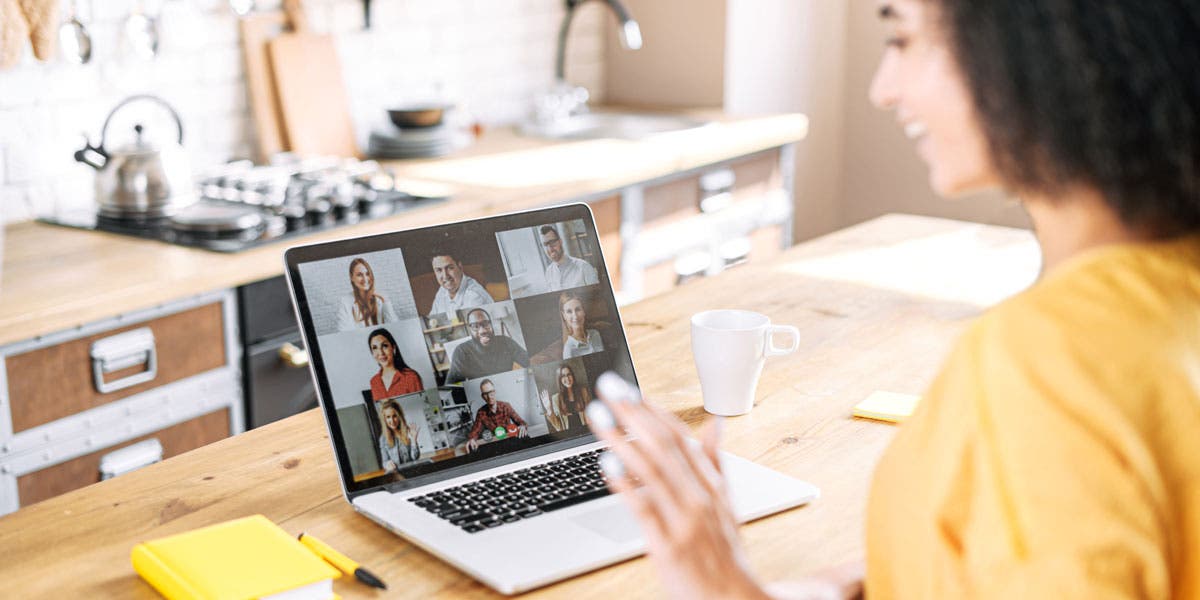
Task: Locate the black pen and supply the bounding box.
[298,532,388,590]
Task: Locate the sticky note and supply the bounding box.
[852,391,920,424]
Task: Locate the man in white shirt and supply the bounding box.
[428,251,494,316]
[541,225,598,291]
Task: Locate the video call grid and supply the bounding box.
[297,219,620,483]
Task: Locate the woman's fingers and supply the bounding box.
[598,451,669,541]
[592,378,707,505]
[586,402,689,524]
[597,374,727,503]
[590,374,736,534]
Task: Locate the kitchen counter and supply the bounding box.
[0,111,807,347]
[0,214,1040,597]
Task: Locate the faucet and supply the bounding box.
[534,0,642,124]
[555,0,643,83]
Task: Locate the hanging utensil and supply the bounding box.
[57,0,92,64]
[124,0,159,59]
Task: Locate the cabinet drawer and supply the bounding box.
[6,302,227,434]
[728,151,783,204]
[15,409,230,507]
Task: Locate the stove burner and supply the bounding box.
[169,203,265,236]
[39,158,450,252]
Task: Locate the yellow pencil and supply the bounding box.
[298,532,387,590]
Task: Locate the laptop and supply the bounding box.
[283,203,819,594]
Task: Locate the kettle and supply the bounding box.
[74,94,195,218]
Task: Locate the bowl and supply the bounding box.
[387,104,452,129]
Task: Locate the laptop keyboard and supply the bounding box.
[407,448,611,533]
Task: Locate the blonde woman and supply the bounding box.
[337,257,399,331]
[558,292,603,359]
[378,399,421,473]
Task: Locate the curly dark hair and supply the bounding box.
[930,0,1200,235]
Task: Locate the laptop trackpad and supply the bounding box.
[571,503,643,543]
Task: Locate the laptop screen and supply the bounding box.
[284,204,636,495]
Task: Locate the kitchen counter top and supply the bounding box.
[0,111,807,347]
[0,214,1040,597]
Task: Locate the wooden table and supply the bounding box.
[0,214,1040,598]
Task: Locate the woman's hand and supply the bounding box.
[587,373,771,600]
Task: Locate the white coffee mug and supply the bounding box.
[691,309,800,416]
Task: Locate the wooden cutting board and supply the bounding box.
[239,11,289,162]
[267,0,360,158]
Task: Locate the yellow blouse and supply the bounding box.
[866,236,1200,598]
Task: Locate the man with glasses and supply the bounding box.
[446,307,530,384]
[465,379,528,452]
[540,225,598,291]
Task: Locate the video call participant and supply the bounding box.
[540,225,598,291]
[466,379,528,452]
[429,250,494,315]
[337,258,399,330]
[367,328,424,401]
[378,399,421,473]
[445,308,529,383]
[554,364,590,427]
[559,291,604,359]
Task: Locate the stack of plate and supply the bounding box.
[368,125,458,159]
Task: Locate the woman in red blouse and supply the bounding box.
[367,328,423,401]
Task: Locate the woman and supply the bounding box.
[337,258,399,331]
[559,292,603,359]
[378,399,421,473]
[587,1,1200,598]
[555,365,590,428]
[367,328,423,401]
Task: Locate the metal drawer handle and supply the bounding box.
[99,438,163,480]
[90,327,158,394]
[278,342,310,368]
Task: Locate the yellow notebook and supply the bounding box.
[852,391,920,424]
[131,515,341,600]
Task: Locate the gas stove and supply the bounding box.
[40,158,448,253]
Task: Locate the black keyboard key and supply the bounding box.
[450,512,488,525]
[480,519,503,528]
[539,487,611,512]
[462,524,484,533]
[502,514,522,523]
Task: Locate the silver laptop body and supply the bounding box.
[284,204,818,594]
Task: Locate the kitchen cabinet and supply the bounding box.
[592,146,793,302]
[0,291,244,514]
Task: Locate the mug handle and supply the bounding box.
[764,325,800,357]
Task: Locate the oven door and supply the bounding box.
[239,276,318,429]
[246,332,318,428]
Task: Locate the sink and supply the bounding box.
[520,112,712,141]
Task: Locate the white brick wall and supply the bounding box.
[0,0,610,223]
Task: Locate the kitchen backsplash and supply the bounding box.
[0,0,608,224]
